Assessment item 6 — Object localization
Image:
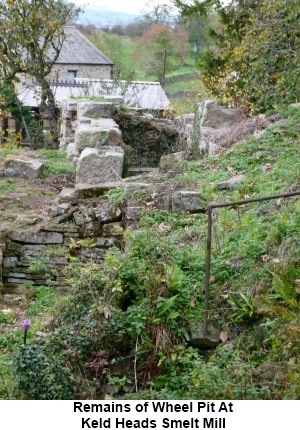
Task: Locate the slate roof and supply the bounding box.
[56,26,113,65]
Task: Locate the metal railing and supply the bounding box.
[203,190,300,336]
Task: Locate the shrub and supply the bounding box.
[14,344,76,400]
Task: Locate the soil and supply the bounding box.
[0,149,75,232]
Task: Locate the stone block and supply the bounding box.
[102,222,123,237]
[4,155,44,179]
[76,147,124,185]
[57,188,79,205]
[75,126,109,153]
[77,102,114,120]
[73,205,95,226]
[66,143,77,158]
[75,119,122,153]
[3,256,19,268]
[126,206,144,220]
[9,231,63,244]
[21,244,47,253]
[75,181,123,198]
[79,247,106,261]
[9,272,27,278]
[41,224,78,234]
[186,322,221,349]
[171,191,206,214]
[94,201,122,223]
[218,174,245,189]
[124,183,150,196]
[79,221,102,237]
[197,99,241,129]
[96,237,121,248]
[159,152,185,171]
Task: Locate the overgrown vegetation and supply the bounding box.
[1,106,299,399]
[37,149,76,177]
[0,0,299,400]
[175,0,300,113]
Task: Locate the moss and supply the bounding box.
[113,107,179,167]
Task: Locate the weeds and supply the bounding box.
[0,106,299,399]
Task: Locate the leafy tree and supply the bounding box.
[183,13,215,54]
[140,0,178,27]
[0,78,43,147]
[174,0,300,113]
[0,0,82,145]
[86,28,137,81]
[133,23,189,82]
[123,21,150,38]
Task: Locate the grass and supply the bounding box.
[131,106,300,398]
[0,106,299,400]
[37,149,76,177]
[0,178,16,198]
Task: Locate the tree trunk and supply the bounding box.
[40,78,59,147]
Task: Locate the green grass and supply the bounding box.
[0,178,16,198]
[129,106,300,399]
[37,149,76,177]
[0,105,299,400]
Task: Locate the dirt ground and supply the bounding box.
[0,174,77,232]
[0,148,75,232]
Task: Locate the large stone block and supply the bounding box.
[4,155,44,179]
[75,119,122,152]
[171,191,206,214]
[77,102,114,120]
[75,126,108,153]
[9,230,63,244]
[76,147,124,185]
[197,99,241,129]
[75,181,123,198]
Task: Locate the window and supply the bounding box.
[67,70,77,83]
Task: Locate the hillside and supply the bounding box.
[75,6,138,26]
[0,105,299,400]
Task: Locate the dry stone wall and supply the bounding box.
[1,177,207,294]
[2,195,124,294]
[2,100,225,294]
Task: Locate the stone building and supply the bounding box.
[20,26,114,86]
[49,26,114,82]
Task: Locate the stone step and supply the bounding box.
[127,167,159,176]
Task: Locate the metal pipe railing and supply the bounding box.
[203,190,300,337]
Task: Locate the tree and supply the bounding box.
[133,23,189,82]
[140,0,178,27]
[174,0,300,113]
[0,0,82,146]
[86,28,137,81]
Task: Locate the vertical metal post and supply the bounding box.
[203,205,213,337]
[161,49,167,88]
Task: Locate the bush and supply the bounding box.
[14,344,76,399]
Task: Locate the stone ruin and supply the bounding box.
[1,98,274,297]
